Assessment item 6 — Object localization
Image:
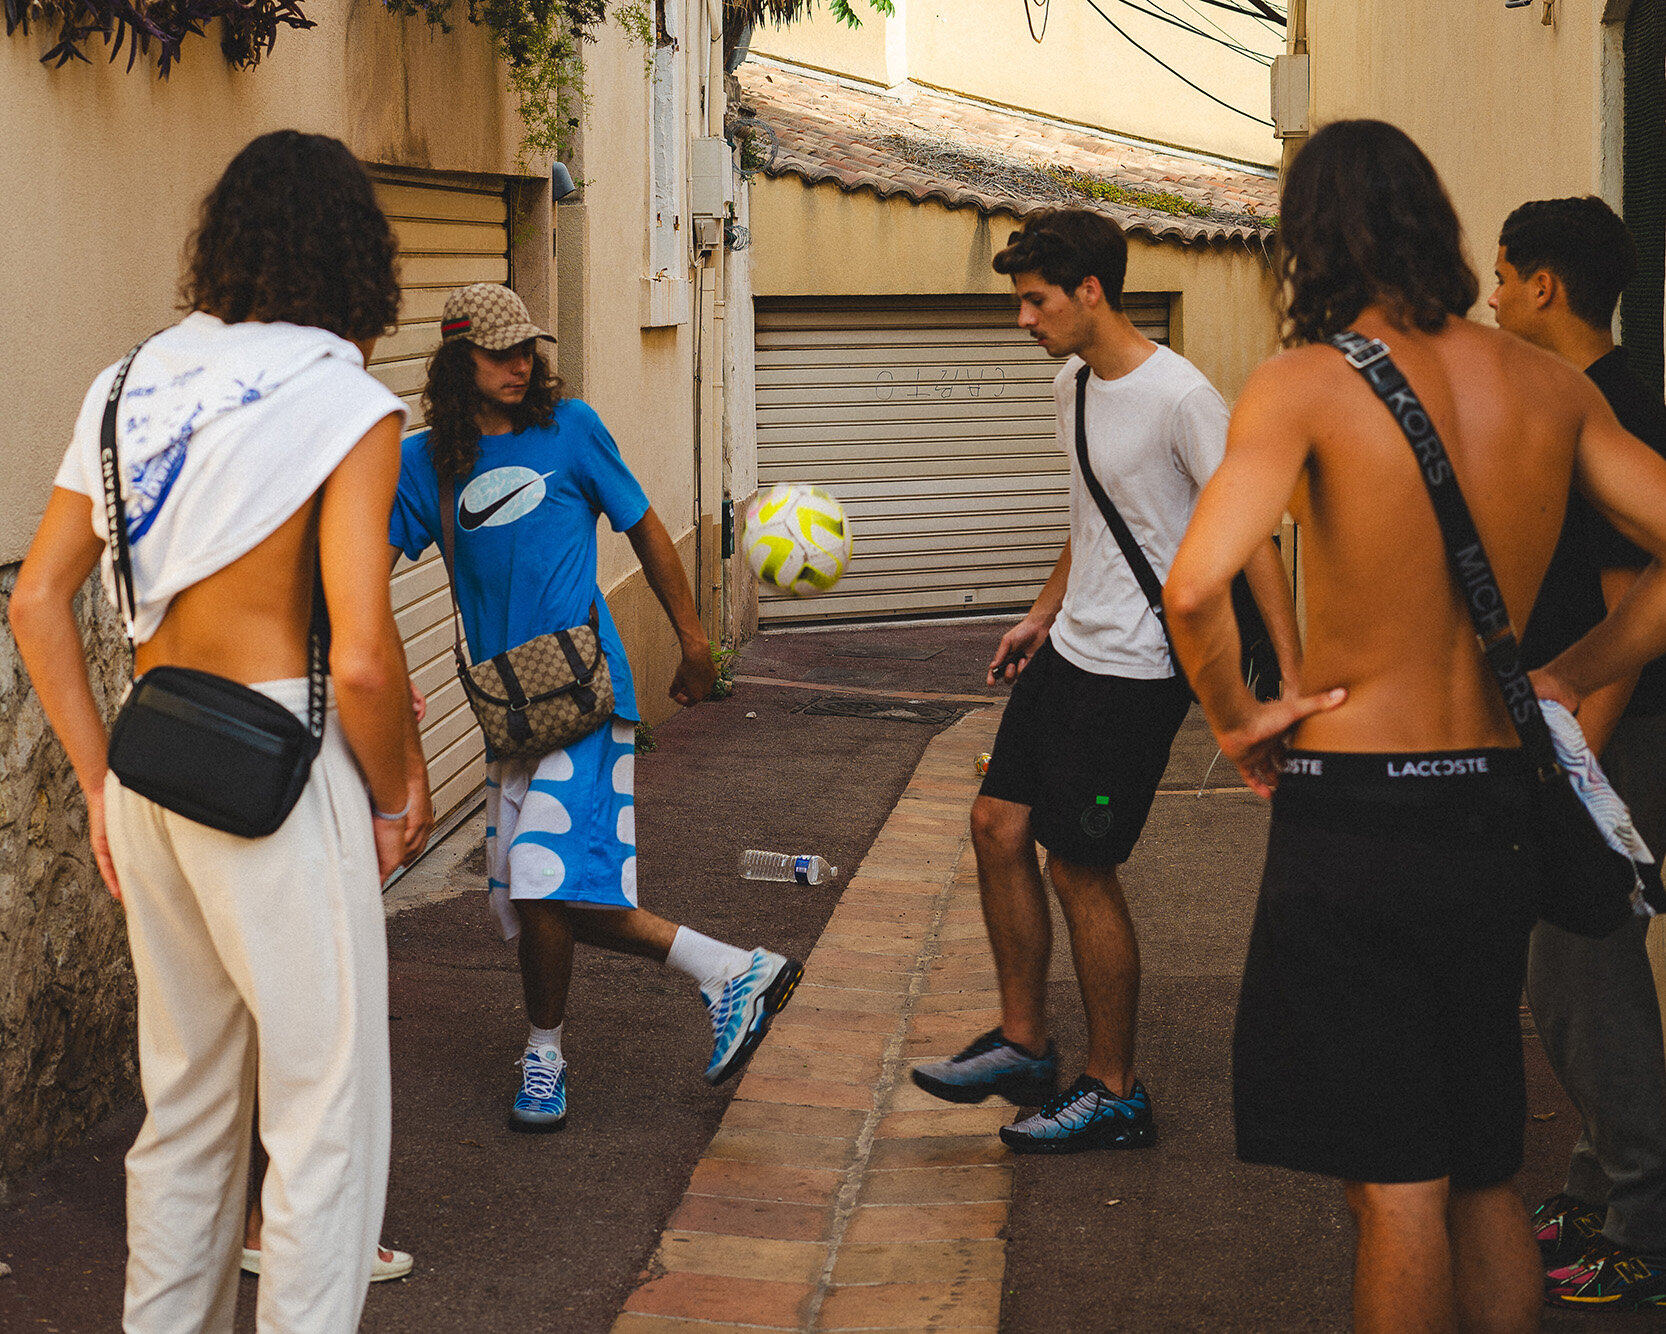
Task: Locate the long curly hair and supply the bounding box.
[422,339,563,486]
[1276,120,1478,347]
[180,131,400,342]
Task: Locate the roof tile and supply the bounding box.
[733,64,1278,248]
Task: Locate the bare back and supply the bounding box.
[1284,310,1586,752]
[134,499,321,683]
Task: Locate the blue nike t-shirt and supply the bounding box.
[389,400,650,722]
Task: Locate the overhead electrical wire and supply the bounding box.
[1084,0,1277,126]
[1165,0,1272,55]
[1184,0,1285,24]
[1026,0,1049,42]
[1120,0,1273,63]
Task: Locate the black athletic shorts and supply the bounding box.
[1234,749,1538,1190]
[979,639,1190,867]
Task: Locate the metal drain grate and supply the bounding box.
[794,696,964,725]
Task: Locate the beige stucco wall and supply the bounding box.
[0,0,532,566]
[0,0,720,1182]
[1304,2,1619,318]
[562,5,713,717]
[748,176,1279,404]
[749,0,1283,168]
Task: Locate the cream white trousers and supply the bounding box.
[106,684,390,1334]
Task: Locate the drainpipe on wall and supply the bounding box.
[701,0,730,644]
[1274,0,1309,185]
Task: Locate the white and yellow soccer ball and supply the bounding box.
[743,482,852,597]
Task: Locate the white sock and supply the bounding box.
[526,1023,563,1060]
[666,927,753,997]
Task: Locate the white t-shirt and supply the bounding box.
[55,313,406,643]
[1048,345,1229,679]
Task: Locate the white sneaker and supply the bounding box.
[240,1243,414,1282]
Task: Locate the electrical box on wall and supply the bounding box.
[691,137,734,220]
[1271,53,1310,140]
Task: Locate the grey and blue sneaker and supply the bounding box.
[704,950,804,1085]
[509,1047,568,1133]
[911,1028,1059,1106]
[999,1074,1156,1153]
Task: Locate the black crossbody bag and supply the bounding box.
[1071,364,1278,699]
[1330,329,1665,938]
[102,339,328,838]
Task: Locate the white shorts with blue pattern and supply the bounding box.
[484,717,638,940]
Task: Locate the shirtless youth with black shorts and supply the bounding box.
[1166,120,1666,1332]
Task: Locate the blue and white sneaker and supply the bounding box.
[999,1074,1156,1154]
[509,1047,567,1133]
[703,950,804,1085]
[912,1028,1059,1106]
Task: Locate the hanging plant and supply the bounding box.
[382,0,612,164]
[4,0,312,75]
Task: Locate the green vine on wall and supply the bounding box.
[383,0,612,163]
[6,0,889,161]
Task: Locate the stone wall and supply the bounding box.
[0,566,138,1189]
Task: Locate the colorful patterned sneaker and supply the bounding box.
[508,1047,567,1133]
[911,1028,1059,1106]
[1546,1239,1666,1308]
[998,1074,1156,1154]
[1533,1192,1605,1269]
[703,950,804,1085]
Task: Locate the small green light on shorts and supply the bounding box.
[1095,795,1109,805]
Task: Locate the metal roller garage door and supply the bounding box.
[753,294,1170,623]
[367,176,510,829]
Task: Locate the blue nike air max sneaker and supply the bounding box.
[911,1028,1059,1106]
[704,949,804,1085]
[509,1047,567,1133]
[999,1074,1156,1153]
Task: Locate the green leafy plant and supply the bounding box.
[382,0,608,164]
[1046,165,1212,220]
[6,0,312,74]
[709,645,739,700]
[634,721,657,754]
[726,0,892,27]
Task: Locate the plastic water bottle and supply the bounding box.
[739,850,839,885]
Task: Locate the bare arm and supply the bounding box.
[387,544,434,859]
[625,506,715,707]
[322,414,424,877]
[10,488,121,896]
[989,540,1071,686]
[1242,536,1302,693]
[1537,392,1666,711]
[1165,360,1345,795]
[1566,566,1645,756]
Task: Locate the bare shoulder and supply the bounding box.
[1232,345,1347,424]
[1460,321,1594,399]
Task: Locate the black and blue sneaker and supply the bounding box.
[911,1028,1059,1106]
[998,1074,1156,1154]
[508,1047,567,1133]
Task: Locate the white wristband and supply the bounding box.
[372,797,412,822]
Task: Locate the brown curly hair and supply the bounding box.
[992,209,1127,310]
[1276,120,1478,347]
[422,339,563,486]
[180,131,400,342]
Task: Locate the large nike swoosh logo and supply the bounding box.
[458,474,548,531]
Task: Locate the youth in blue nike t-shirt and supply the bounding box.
[389,398,650,721]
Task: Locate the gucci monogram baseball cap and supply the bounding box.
[439,284,556,351]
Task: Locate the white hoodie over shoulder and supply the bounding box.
[54,312,407,643]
